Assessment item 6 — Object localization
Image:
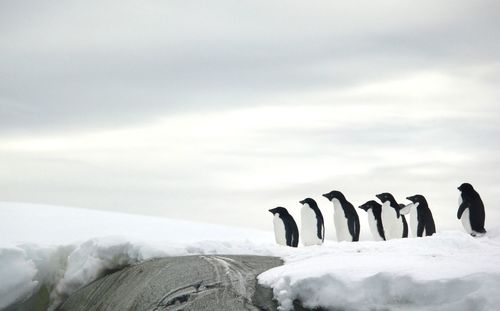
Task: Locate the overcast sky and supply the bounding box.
[1,0,499,237]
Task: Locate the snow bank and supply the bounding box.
[0,202,279,310]
[3,202,500,311]
[259,229,500,311]
[0,202,273,246]
[0,246,39,309]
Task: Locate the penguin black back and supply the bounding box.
[359,200,385,240]
[376,192,408,238]
[323,190,360,242]
[406,194,436,236]
[269,207,299,247]
[457,183,486,235]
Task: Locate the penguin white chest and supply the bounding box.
[332,199,350,242]
[381,201,402,240]
[410,208,418,237]
[459,195,472,234]
[301,204,322,246]
[367,209,383,241]
[406,204,418,237]
[400,203,417,237]
[273,214,287,246]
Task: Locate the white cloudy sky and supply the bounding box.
[1,0,499,235]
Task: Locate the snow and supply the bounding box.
[0,202,278,310]
[259,230,500,310]
[2,202,500,311]
[0,247,39,308]
[0,202,272,245]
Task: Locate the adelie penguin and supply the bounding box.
[322,190,360,242]
[457,183,486,237]
[358,200,385,241]
[400,195,436,237]
[299,198,325,246]
[268,207,299,247]
[376,193,408,240]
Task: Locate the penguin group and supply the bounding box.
[269,182,486,247]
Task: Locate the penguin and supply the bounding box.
[399,202,419,238]
[268,207,299,247]
[375,192,408,239]
[358,200,385,241]
[299,198,325,246]
[457,183,486,237]
[400,195,436,237]
[322,190,360,242]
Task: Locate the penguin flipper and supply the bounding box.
[470,209,487,234]
[353,213,360,242]
[417,222,425,237]
[457,202,469,219]
[285,226,293,247]
[284,216,299,247]
[347,212,360,242]
[321,223,325,242]
[292,229,299,247]
[376,220,386,241]
[402,215,409,238]
[426,219,436,236]
[291,217,300,247]
[347,217,356,242]
[315,211,325,242]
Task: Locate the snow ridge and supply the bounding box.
[2,202,500,311]
[259,229,500,311]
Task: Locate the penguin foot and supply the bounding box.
[471,231,487,238]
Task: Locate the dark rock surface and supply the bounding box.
[57,255,283,311]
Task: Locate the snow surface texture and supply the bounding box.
[0,202,278,310]
[259,231,500,311]
[2,202,500,311]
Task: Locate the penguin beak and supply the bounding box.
[375,194,382,200]
[322,193,329,200]
[299,200,304,204]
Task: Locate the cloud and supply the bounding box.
[1,0,500,134]
[0,0,499,233]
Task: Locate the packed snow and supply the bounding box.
[259,231,500,310]
[1,202,500,311]
[0,202,278,310]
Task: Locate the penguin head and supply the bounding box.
[358,200,381,211]
[406,194,426,204]
[299,198,318,208]
[376,192,396,204]
[322,190,346,202]
[458,183,474,193]
[269,207,289,215]
[376,192,401,216]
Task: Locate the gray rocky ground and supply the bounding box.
[57,255,283,311]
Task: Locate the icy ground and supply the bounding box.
[1,202,500,311]
[0,202,278,310]
[259,231,500,311]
